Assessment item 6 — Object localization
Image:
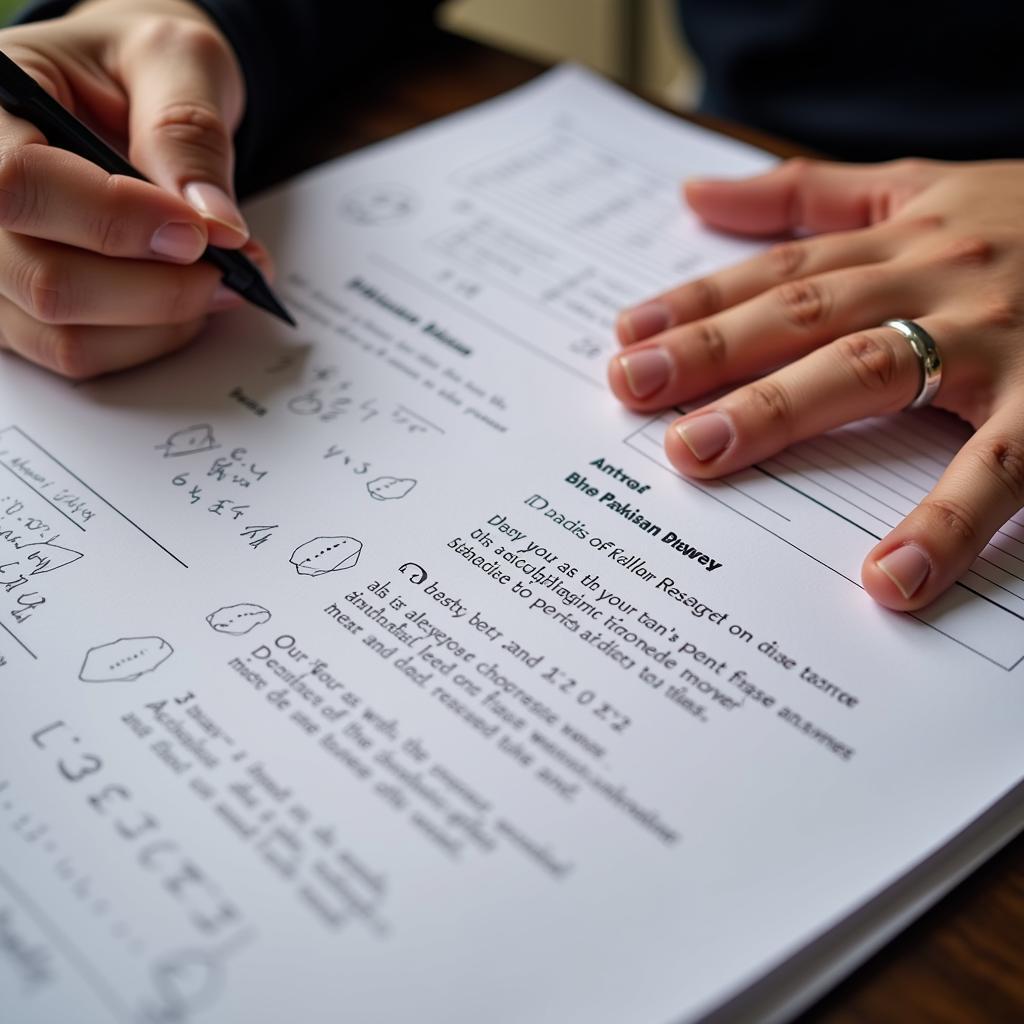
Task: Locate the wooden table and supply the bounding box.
[263,27,1024,1023]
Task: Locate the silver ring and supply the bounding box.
[883,318,943,409]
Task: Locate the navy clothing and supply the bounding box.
[679,0,1024,160]
[18,1,1024,171]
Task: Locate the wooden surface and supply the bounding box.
[268,28,1024,1024]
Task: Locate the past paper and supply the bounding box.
[0,67,1021,1024]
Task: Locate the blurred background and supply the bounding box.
[0,0,699,109]
[441,0,698,108]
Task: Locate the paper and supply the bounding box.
[0,67,1021,1024]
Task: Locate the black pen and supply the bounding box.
[0,49,295,327]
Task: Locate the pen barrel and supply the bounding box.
[203,247,256,291]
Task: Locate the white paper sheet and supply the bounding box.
[0,67,1021,1024]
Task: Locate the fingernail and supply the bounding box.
[675,412,733,462]
[617,347,672,399]
[151,222,206,263]
[875,544,931,599]
[210,284,243,312]
[620,302,670,343]
[184,182,249,242]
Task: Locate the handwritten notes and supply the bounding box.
[0,68,1021,1024]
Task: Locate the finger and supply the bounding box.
[683,157,944,237]
[0,295,208,379]
[610,263,925,410]
[616,216,938,345]
[0,142,211,262]
[121,18,248,247]
[0,43,209,262]
[0,233,226,327]
[863,406,1024,610]
[661,320,931,475]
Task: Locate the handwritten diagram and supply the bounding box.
[206,604,272,636]
[340,183,417,226]
[287,391,322,416]
[290,537,363,577]
[367,477,416,502]
[79,636,174,682]
[157,425,219,459]
[144,947,224,1021]
[10,541,83,575]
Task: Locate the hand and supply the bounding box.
[609,158,1024,611]
[0,0,266,378]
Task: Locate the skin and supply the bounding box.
[1,1,1020,612]
[0,0,262,377]
[610,159,1024,611]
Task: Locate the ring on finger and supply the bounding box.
[883,318,942,409]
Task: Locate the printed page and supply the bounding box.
[0,67,1021,1024]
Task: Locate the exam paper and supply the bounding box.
[0,67,1021,1024]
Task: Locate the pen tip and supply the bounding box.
[273,303,298,328]
[244,274,297,327]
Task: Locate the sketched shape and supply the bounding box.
[80,637,173,683]
[290,536,362,577]
[206,603,271,636]
[340,183,417,225]
[12,543,83,576]
[149,948,223,1017]
[156,424,218,458]
[288,391,322,416]
[367,476,417,502]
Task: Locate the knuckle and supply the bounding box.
[937,235,994,267]
[132,16,230,64]
[746,378,794,432]
[685,276,722,318]
[96,212,133,257]
[94,179,137,254]
[688,319,727,367]
[894,157,933,178]
[782,156,815,182]
[150,100,232,163]
[177,20,233,62]
[18,256,67,324]
[977,296,1021,331]
[773,278,830,329]
[0,147,31,227]
[45,325,94,380]
[157,268,201,323]
[972,436,1024,505]
[766,240,807,280]
[838,331,902,394]
[901,213,945,234]
[920,497,978,544]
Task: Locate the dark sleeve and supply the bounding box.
[15,1,440,189]
[678,0,1024,160]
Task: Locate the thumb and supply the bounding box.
[122,19,248,248]
[683,157,942,237]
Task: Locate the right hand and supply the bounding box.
[0,0,267,378]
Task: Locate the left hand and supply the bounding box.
[608,158,1024,611]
